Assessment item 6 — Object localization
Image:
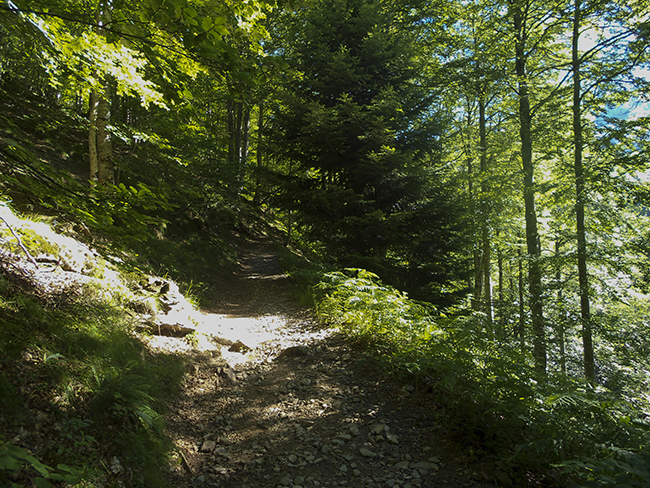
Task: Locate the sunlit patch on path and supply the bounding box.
[146,311,331,368]
[144,238,331,365]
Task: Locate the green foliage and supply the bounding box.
[89,364,161,432]
[0,268,186,487]
[267,0,470,304]
[0,442,83,488]
[315,269,437,347]
[559,447,650,487]
[313,269,650,483]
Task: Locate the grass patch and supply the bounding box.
[0,271,186,487]
[130,230,238,307]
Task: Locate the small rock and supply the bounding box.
[349,425,360,436]
[279,476,292,486]
[228,340,251,353]
[360,448,378,458]
[276,346,308,360]
[288,454,298,463]
[372,424,389,434]
[200,440,216,453]
[215,366,238,383]
[386,434,399,445]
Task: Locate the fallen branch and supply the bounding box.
[0,215,39,269]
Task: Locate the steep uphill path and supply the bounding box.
[158,238,496,488]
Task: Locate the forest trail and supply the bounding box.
[159,238,496,488]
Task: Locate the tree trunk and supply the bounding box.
[518,247,525,353]
[241,106,251,180]
[96,92,113,185]
[474,248,483,310]
[464,103,482,311]
[88,89,99,182]
[255,100,265,201]
[555,238,567,375]
[572,0,595,383]
[89,2,113,185]
[228,100,251,191]
[514,5,546,375]
[479,96,493,332]
[498,245,504,338]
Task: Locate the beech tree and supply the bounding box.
[569,0,649,382]
[3,0,273,184]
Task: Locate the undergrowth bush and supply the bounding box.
[0,269,185,487]
[313,269,650,486]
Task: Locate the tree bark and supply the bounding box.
[514,4,546,374]
[518,247,525,353]
[555,238,567,375]
[227,100,251,191]
[572,0,595,383]
[88,89,99,182]
[255,100,265,200]
[498,245,504,338]
[96,91,113,185]
[479,96,493,332]
[88,2,113,185]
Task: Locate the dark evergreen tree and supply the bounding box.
[269,0,469,302]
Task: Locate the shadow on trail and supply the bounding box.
[162,237,496,488]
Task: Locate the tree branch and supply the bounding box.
[0,215,39,268]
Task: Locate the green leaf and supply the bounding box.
[24,455,51,477]
[33,478,52,488]
[0,455,21,470]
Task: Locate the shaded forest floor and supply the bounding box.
[160,238,497,488]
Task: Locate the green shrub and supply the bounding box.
[312,269,650,484]
[0,442,84,488]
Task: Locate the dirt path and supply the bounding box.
[160,239,496,488]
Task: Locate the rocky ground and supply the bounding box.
[159,239,498,488]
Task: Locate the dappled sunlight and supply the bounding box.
[244,273,288,281]
[0,203,129,299]
[163,332,460,488]
[145,311,333,368]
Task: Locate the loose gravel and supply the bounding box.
[160,239,496,488]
